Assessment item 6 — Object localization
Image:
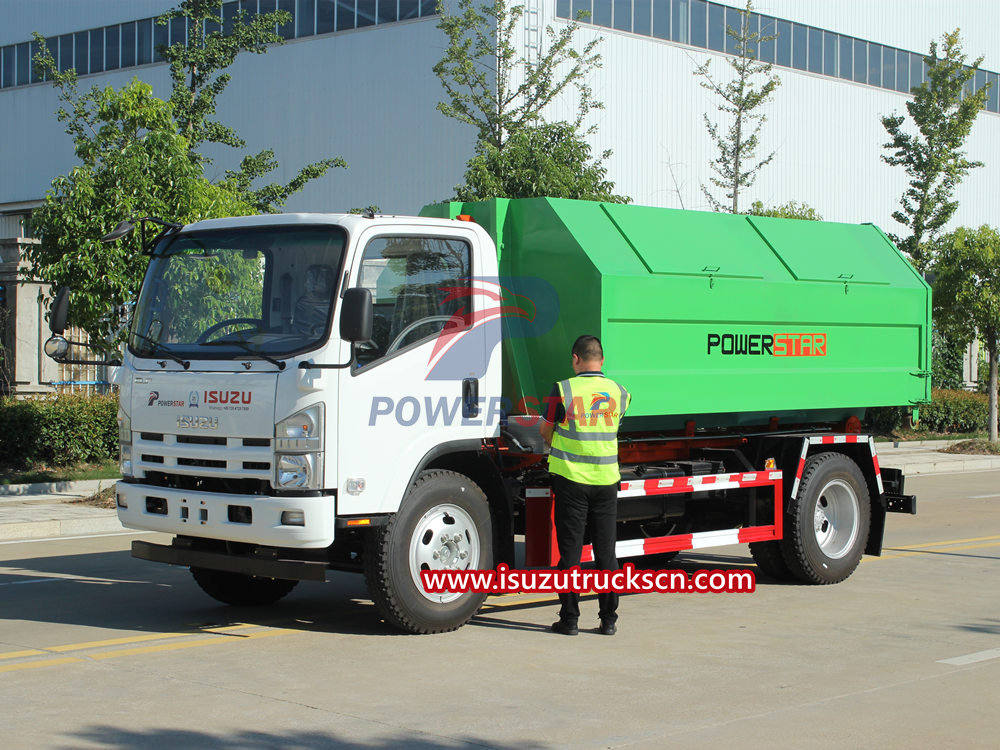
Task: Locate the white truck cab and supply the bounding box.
[97,213,508,631]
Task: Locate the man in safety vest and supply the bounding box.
[540,335,630,636]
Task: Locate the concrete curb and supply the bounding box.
[0,512,123,541]
[874,439,962,451]
[887,456,1000,475]
[0,477,120,500]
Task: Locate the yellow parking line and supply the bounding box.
[875,540,1000,561]
[0,623,258,660]
[0,649,45,660]
[87,628,294,660]
[0,628,296,675]
[0,657,82,674]
[885,534,1000,551]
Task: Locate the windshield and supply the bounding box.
[131,226,346,359]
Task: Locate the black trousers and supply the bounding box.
[552,474,619,623]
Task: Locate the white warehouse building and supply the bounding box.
[0,0,997,391]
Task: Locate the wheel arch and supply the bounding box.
[410,441,515,566]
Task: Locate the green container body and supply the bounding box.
[420,198,931,431]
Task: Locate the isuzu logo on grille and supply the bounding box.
[177,415,219,430]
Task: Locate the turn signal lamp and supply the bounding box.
[457,214,473,222]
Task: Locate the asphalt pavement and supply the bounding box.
[1,470,998,748]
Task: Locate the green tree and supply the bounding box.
[454,121,629,203]
[158,0,345,212]
[694,0,780,213]
[433,0,603,152]
[881,30,990,272]
[27,49,252,344]
[933,225,1000,441]
[747,200,821,220]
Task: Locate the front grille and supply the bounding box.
[140,471,270,496]
[177,435,227,446]
[177,457,227,469]
[133,432,272,479]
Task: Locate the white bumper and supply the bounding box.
[115,481,335,548]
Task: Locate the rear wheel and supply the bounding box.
[364,469,493,634]
[780,452,871,584]
[190,568,298,606]
[748,541,793,580]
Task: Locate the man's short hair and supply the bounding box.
[572,335,603,362]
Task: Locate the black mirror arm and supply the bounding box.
[299,345,356,370]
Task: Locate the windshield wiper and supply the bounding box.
[203,337,286,370]
[132,331,190,370]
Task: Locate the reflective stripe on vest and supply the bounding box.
[548,374,627,486]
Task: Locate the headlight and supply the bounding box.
[118,411,132,477]
[275,403,324,452]
[275,452,323,489]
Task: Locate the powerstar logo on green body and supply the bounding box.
[707,333,827,357]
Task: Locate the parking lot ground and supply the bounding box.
[1,470,999,749]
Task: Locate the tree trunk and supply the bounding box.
[990,342,998,443]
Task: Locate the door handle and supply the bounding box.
[462,378,479,418]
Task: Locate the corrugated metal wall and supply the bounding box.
[0,0,997,229]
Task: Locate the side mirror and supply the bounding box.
[50,287,70,334]
[340,288,373,343]
[43,335,70,361]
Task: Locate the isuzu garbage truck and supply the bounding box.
[46,198,925,633]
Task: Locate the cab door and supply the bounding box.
[336,224,500,516]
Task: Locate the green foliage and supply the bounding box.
[694,0,781,213]
[919,388,989,433]
[454,121,630,203]
[932,225,1000,439]
[153,249,265,342]
[25,47,254,342]
[348,205,382,215]
[0,394,118,469]
[863,406,908,435]
[881,30,990,271]
[931,324,966,390]
[747,200,821,220]
[434,0,603,152]
[158,0,346,213]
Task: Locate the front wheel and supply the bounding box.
[364,469,493,634]
[780,452,871,584]
[190,567,298,606]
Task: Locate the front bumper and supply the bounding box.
[116,481,335,548]
[131,540,328,581]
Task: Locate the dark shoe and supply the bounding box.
[551,620,579,636]
[598,619,617,636]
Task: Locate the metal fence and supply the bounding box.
[53,326,113,395]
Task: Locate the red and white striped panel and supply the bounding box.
[619,470,784,498]
[580,525,779,563]
[791,433,883,498]
[574,470,784,563]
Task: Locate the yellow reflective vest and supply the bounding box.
[548,373,630,486]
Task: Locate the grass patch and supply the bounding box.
[72,486,117,509]
[0,459,120,486]
[941,439,1000,455]
[874,429,989,442]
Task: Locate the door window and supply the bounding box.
[354,236,472,368]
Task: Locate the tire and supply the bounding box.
[364,469,493,634]
[779,452,871,584]
[190,567,298,606]
[748,541,793,580]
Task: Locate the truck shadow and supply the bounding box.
[0,547,786,639]
[63,726,548,749]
